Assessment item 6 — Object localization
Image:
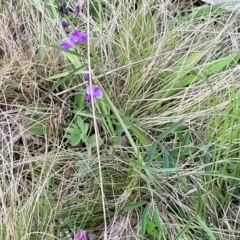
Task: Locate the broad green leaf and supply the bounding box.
[77,117,84,131]
[64,127,80,135]
[26,123,46,136]
[71,137,81,146]
[87,135,103,148]
[74,93,85,110]
[146,220,162,239]
[146,221,155,234]
[84,123,89,135]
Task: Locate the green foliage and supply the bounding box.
[26,123,46,136]
[65,116,103,156]
[65,116,89,146]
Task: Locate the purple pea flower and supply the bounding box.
[61,20,68,28]
[60,39,76,50]
[60,41,71,50]
[75,5,80,14]
[60,29,87,49]
[86,85,103,102]
[69,30,87,44]
[84,73,90,82]
[75,230,88,240]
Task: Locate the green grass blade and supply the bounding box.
[195,215,216,240]
[141,204,150,236]
[122,201,148,211]
[49,64,87,93]
[147,142,157,163]
[157,120,184,142]
[202,52,240,76]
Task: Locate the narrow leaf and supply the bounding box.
[141,204,150,236]
[157,120,184,142]
[122,201,148,211]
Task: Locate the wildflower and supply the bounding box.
[84,73,90,82]
[60,41,71,50]
[69,29,87,43]
[75,230,88,240]
[75,5,80,14]
[86,85,103,102]
[61,20,68,28]
[60,39,76,50]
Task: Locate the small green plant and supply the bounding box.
[64,116,89,146]
[64,116,103,157]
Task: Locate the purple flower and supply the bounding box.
[75,230,88,240]
[69,30,87,43]
[60,39,76,50]
[86,85,103,102]
[60,29,87,49]
[61,20,68,28]
[60,41,71,50]
[85,73,90,81]
[75,5,80,14]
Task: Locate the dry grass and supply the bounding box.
[1,0,240,239]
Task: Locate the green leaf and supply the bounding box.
[153,204,163,231]
[178,4,224,21]
[64,127,80,135]
[122,201,148,211]
[126,120,151,146]
[147,142,157,163]
[157,120,184,142]
[201,144,212,182]
[146,221,162,239]
[163,149,170,169]
[159,143,174,169]
[77,117,84,131]
[26,123,46,136]
[52,45,88,59]
[202,52,240,76]
[174,216,195,240]
[87,135,103,148]
[74,93,85,110]
[183,131,190,146]
[84,123,89,135]
[196,215,216,240]
[146,221,155,234]
[71,136,81,146]
[49,64,87,94]
[141,204,150,236]
[64,127,82,146]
